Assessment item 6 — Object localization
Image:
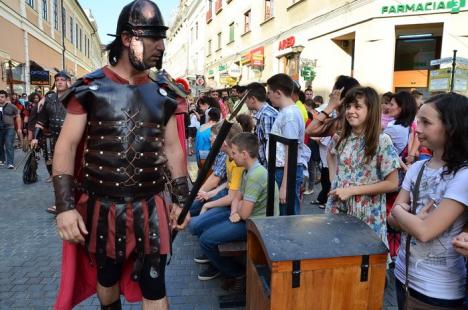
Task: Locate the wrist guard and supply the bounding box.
[33,127,43,140]
[52,174,76,214]
[170,176,190,207]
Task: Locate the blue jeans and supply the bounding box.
[275,165,304,215]
[199,219,246,278]
[189,188,229,216]
[0,127,15,165]
[189,206,231,237]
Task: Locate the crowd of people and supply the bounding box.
[183,73,468,309]
[2,70,468,309]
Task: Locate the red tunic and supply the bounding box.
[55,66,176,309]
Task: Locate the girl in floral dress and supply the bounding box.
[325,87,400,246]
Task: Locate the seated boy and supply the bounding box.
[189,123,244,267]
[197,133,279,285]
[190,123,228,216]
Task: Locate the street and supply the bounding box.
[0,150,398,309]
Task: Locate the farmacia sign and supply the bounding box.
[381,0,466,14]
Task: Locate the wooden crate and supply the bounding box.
[246,215,388,310]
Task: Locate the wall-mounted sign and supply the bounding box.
[251,47,265,67]
[218,64,227,72]
[301,66,316,81]
[30,70,50,86]
[240,52,251,65]
[228,63,241,78]
[429,69,451,92]
[381,0,466,15]
[279,36,296,51]
[195,75,205,86]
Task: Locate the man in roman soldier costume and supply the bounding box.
[52,1,190,309]
[31,71,70,214]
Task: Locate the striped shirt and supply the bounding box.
[255,103,278,166]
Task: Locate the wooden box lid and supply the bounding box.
[247,214,388,263]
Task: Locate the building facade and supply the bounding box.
[165,0,208,95]
[198,0,468,96]
[0,0,104,94]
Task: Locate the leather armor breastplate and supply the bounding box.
[45,93,66,136]
[74,70,177,201]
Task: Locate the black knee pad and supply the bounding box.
[139,255,167,300]
[97,258,123,288]
[101,298,122,310]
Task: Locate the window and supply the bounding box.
[244,10,251,33]
[196,22,198,40]
[84,35,87,56]
[75,24,78,46]
[42,0,48,20]
[79,28,82,51]
[87,38,90,57]
[207,39,212,56]
[26,0,34,9]
[217,32,222,50]
[394,37,441,70]
[69,16,73,41]
[53,0,59,30]
[265,0,274,19]
[228,22,234,43]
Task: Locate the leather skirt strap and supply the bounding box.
[114,203,127,264]
[85,195,96,255]
[96,201,111,268]
[148,197,161,271]
[132,201,145,281]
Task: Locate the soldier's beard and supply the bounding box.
[129,38,150,71]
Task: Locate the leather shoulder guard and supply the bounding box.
[60,68,105,110]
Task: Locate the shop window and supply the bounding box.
[265,0,274,20]
[42,0,48,20]
[26,0,34,9]
[394,36,441,70]
[53,0,59,30]
[244,10,251,33]
[217,32,222,51]
[228,22,235,43]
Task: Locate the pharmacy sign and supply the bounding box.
[381,0,466,14]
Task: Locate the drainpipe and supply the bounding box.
[61,0,66,70]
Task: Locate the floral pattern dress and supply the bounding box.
[325,133,400,246]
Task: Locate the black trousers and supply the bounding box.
[317,167,331,204]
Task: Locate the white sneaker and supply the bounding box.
[0,161,4,166]
[304,189,314,195]
[7,164,14,169]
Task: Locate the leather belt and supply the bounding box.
[87,120,163,129]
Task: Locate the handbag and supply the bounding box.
[404,163,463,310]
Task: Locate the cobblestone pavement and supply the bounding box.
[0,150,397,309]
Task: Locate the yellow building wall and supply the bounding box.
[28,33,61,70]
[26,5,39,28]
[0,18,25,63]
[3,0,20,12]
